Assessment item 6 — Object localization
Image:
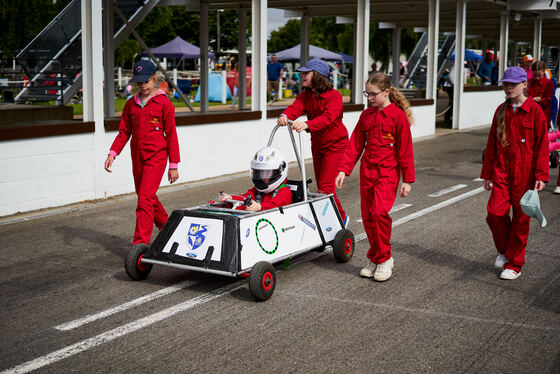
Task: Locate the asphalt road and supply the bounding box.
[1,127,559,374]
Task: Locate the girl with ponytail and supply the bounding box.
[335,73,415,282]
[481,66,549,280]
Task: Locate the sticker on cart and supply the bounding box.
[255,218,279,254]
[161,217,223,261]
[298,214,316,230]
[187,223,207,251]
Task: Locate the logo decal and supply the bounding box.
[321,201,330,216]
[282,225,295,233]
[245,228,250,238]
[186,252,197,258]
[187,223,207,251]
[255,218,279,254]
[298,214,316,230]
[326,226,332,232]
[136,65,143,72]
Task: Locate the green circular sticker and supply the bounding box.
[255,218,279,254]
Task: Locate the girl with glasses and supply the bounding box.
[335,73,415,282]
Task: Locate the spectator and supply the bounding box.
[267,54,283,103]
[529,60,554,126]
[520,54,535,81]
[477,52,495,85]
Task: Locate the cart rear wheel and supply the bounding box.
[125,243,153,281]
[550,150,559,168]
[249,261,276,301]
[333,229,355,263]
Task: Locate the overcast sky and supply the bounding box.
[267,8,294,37]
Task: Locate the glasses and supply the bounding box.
[363,90,383,99]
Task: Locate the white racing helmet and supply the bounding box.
[250,146,288,193]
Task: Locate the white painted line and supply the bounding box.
[354,187,485,242]
[356,203,412,223]
[473,178,484,182]
[427,184,468,197]
[54,280,198,331]
[278,291,560,332]
[389,203,412,213]
[1,282,244,374]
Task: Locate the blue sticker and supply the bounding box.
[298,214,316,230]
[321,201,330,216]
[187,223,208,251]
[246,228,250,238]
[186,252,197,258]
[326,227,332,232]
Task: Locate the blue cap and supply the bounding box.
[297,58,330,78]
[130,60,157,83]
[499,66,527,84]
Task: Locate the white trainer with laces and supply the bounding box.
[374,257,394,281]
[554,186,560,194]
[500,269,521,280]
[494,254,507,269]
[360,262,377,278]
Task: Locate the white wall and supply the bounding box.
[459,90,505,130]
[0,105,433,217]
[410,103,436,139]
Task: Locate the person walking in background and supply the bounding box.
[277,58,349,226]
[477,52,495,86]
[231,62,239,108]
[481,66,548,280]
[267,54,283,104]
[520,54,535,81]
[104,60,180,247]
[528,60,554,127]
[335,72,415,282]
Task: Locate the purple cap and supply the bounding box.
[499,66,527,84]
[130,60,157,83]
[296,59,330,78]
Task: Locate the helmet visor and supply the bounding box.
[251,167,283,191]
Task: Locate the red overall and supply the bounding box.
[528,76,554,124]
[339,104,415,264]
[282,89,349,220]
[481,98,549,272]
[110,90,180,245]
[229,182,293,210]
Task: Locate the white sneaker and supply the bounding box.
[374,257,394,281]
[500,269,521,280]
[360,262,377,278]
[494,254,507,269]
[554,186,560,194]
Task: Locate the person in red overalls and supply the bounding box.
[335,73,415,282]
[216,146,292,211]
[528,60,554,127]
[481,66,549,280]
[277,59,349,225]
[104,60,180,246]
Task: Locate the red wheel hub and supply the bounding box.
[137,253,149,271]
[262,271,273,291]
[344,238,353,254]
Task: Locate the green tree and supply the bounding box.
[0,0,72,57]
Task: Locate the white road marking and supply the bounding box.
[473,178,484,182]
[1,282,244,374]
[389,203,412,213]
[54,280,198,331]
[427,184,468,197]
[278,291,560,332]
[3,186,487,373]
[354,187,485,242]
[357,203,413,222]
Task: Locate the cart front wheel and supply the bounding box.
[550,150,559,168]
[125,243,153,281]
[333,229,355,263]
[249,261,276,301]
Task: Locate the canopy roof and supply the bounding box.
[273,44,343,62]
[149,36,215,59]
